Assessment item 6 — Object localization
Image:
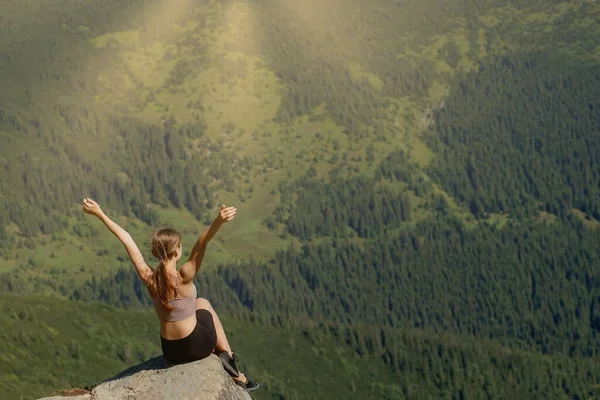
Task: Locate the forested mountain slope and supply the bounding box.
[3,294,599,400]
[0,294,403,400]
[1,0,600,398]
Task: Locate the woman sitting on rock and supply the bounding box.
[81,198,259,392]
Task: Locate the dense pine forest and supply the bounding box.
[1,0,600,399]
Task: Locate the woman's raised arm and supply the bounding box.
[81,198,152,283]
[179,205,236,283]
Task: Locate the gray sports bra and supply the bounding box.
[150,272,197,323]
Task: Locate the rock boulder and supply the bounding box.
[39,354,251,400]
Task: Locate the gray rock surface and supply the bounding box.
[39,355,251,400]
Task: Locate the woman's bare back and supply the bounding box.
[151,267,198,340]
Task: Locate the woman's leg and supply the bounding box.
[195,298,254,385]
[195,298,233,357]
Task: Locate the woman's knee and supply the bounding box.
[195,297,213,311]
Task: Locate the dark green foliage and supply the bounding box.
[376,151,417,183]
[277,175,411,240]
[0,295,403,400]
[426,52,600,218]
[212,217,600,360]
[376,150,433,195]
[331,323,600,399]
[0,294,159,400]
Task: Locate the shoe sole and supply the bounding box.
[236,382,260,392]
[246,383,260,392]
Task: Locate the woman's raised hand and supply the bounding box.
[81,198,104,217]
[218,204,237,223]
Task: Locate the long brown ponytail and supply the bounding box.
[147,228,182,311]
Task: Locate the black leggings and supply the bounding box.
[161,309,217,364]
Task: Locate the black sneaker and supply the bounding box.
[218,350,240,378]
[236,377,260,393]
